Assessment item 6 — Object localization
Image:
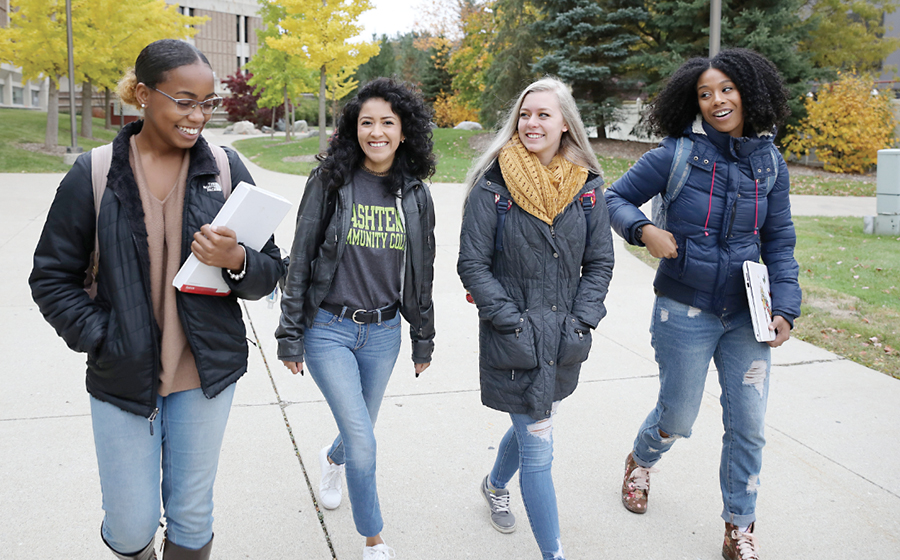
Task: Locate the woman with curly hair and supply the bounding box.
[458,77,614,560]
[276,77,436,560]
[605,48,801,560]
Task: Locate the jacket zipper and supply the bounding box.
[726,196,739,238]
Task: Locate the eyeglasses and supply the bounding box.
[152,88,223,115]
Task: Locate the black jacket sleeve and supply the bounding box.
[29,152,109,355]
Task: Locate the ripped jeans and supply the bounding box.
[632,296,770,527]
[491,402,565,560]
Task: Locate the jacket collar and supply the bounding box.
[688,114,774,160]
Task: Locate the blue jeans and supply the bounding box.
[91,384,235,554]
[632,296,770,527]
[304,307,402,537]
[491,403,565,560]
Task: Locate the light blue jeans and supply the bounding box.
[91,384,235,554]
[632,296,770,527]
[304,307,402,537]
[491,403,565,560]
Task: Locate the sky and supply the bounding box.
[353,0,420,42]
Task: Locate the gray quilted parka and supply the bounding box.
[457,162,614,420]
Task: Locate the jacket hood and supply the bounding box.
[688,114,775,160]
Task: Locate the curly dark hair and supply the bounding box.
[648,48,791,138]
[318,77,436,196]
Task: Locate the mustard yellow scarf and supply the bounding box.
[498,135,589,225]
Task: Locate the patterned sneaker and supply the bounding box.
[318,446,343,510]
[480,475,516,533]
[621,452,658,514]
[723,522,759,560]
[362,543,395,560]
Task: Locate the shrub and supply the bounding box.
[220,71,283,127]
[433,93,479,128]
[783,74,897,174]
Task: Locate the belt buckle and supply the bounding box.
[351,309,366,324]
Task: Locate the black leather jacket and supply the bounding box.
[29,121,285,419]
[276,168,436,364]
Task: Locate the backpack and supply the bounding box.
[84,142,232,298]
[493,189,597,252]
[651,136,779,231]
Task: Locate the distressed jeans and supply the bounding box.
[632,296,770,527]
[304,307,402,537]
[91,384,235,554]
[491,402,565,560]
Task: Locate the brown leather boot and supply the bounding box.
[161,534,213,560]
[722,522,759,560]
[621,452,658,514]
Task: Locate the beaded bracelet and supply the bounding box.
[227,246,247,281]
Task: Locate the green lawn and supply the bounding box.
[232,128,482,183]
[624,216,900,378]
[0,108,118,172]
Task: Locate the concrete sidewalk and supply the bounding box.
[1,130,897,559]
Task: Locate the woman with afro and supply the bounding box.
[605,48,801,560]
[276,77,436,560]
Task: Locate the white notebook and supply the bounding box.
[173,181,292,296]
[742,260,776,342]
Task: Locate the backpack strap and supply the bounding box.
[86,143,113,297]
[494,194,513,252]
[651,136,693,231]
[209,144,233,198]
[580,189,596,247]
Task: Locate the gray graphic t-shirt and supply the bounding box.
[323,169,405,311]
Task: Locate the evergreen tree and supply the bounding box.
[354,34,398,86]
[532,0,643,137]
[624,0,824,129]
[420,40,453,105]
[394,32,432,87]
[479,0,544,128]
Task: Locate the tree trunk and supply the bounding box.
[104,88,112,130]
[270,105,276,139]
[283,85,291,142]
[80,79,92,138]
[318,66,327,153]
[45,78,60,150]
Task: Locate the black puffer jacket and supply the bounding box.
[30,121,285,419]
[458,162,615,420]
[276,168,436,364]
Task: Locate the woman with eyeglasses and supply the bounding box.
[29,39,285,560]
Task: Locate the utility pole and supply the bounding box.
[65,0,82,160]
[709,0,722,57]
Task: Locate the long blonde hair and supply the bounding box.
[464,77,602,195]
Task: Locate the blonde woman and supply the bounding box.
[457,77,614,559]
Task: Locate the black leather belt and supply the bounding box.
[320,301,400,324]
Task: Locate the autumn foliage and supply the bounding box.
[432,93,478,128]
[784,74,897,174]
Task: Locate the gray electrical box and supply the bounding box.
[877,149,900,214]
[864,149,900,235]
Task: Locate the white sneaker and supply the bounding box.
[362,543,395,559]
[318,446,343,510]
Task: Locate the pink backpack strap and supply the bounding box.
[209,144,232,198]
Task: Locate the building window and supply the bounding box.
[237,57,242,72]
[244,16,249,43]
[0,84,5,103]
[237,15,241,42]
[12,86,24,105]
[32,89,40,106]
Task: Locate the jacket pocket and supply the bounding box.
[557,315,592,366]
[485,316,538,371]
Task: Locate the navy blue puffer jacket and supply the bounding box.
[605,117,801,324]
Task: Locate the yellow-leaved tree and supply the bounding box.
[75,0,206,137]
[783,74,897,174]
[267,0,379,152]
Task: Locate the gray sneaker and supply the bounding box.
[480,475,516,533]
